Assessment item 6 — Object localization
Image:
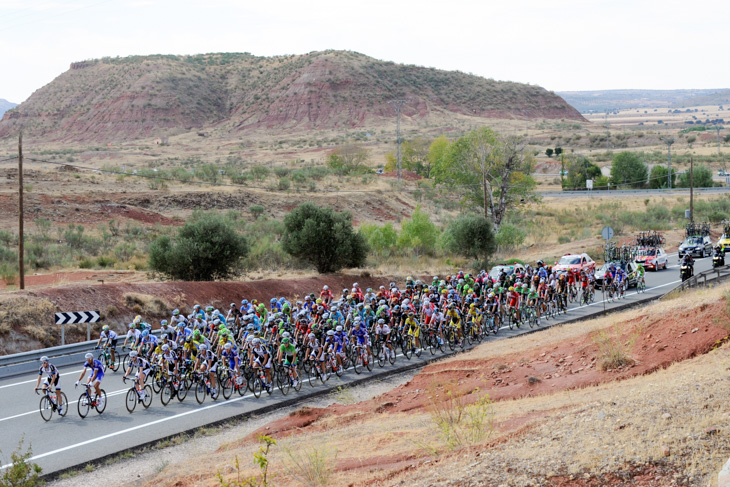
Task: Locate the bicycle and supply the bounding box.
[35,387,68,421]
[123,376,152,412]
[352,344,374,374]
[96,343,119,372]
[160,370,187,405]
[76,382,107,418]
[374,338,396,367]
[276,363,302,395]
[251,366,273,398]
[194,371,220,404]
[636,275,646,293]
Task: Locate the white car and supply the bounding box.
[634,247,668,271]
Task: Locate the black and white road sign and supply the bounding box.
[55,311,101,325]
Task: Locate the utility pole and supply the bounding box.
[664,137,674,189]
[18,132,24,290]
[390,100,405,182]
[690,156,694,223]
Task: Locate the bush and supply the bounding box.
[648,165,676,189]
[397,206,439,256]
[610,152,648,188]
[250,205,265,219]
[0,439,42,487]
[677,165,714,188]
[495,224,526,252]
[277,177,291,190]
[427,385,494,449]
[442,214,496,261]
[282,203,368,273]
[360,222,398,257]
[149,213,249,280]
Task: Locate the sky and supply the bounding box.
[1,0,728,104]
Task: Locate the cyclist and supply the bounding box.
[635,262,646,288]
[404,312,421,354]
[249,338,272,393]
[194,343,219,398]
[35,356,64,415]
[374,318,394,360]
[75,352,105,407]
[96,324,118,367]
[124,350,151,400]
[277,337,299,387]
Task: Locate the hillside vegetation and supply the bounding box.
[0,50,583,142]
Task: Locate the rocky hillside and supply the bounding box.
[0,51,584,142]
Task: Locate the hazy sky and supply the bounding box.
[1,0,727,103]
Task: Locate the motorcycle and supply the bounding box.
[680,264,693,282]
[713,254,725,269]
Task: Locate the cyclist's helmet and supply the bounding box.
[185,336,192,343]
[173,309,180,316]
[522,283,528,289]
[161,344,169,352]
[224,342,232,350]
[246,335,254,343]
[133,315,142,324]
[336,325,343,332]
[408,311,415,317]
[193,304,201,310]
[282,331,291,338]
[230,303,236,308]
[270,298,277,304]
[199,343,207,351]
[378,318,385,324]
[142,330,149,337]
[246,324,254,331]
[85,353,94,360]
[308,333,316,339]
[102,324,109,331]
[327,330,335,336]
[252,338,261,345]
[40,356,49,363]
[129,350,138,358]
[241,299,248,306]
[161,320,168,326]
[205,306,214,312]
[281,337,290,344]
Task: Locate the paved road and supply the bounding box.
[0,253,709,475]
[538,187,730,198]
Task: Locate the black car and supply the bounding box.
[678,236,713,258]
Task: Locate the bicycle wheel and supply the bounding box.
[252,379,262,398]
[388,346,396,364]
[507,314,515,330]
[464,326,473,345]
[161,383,173,406]
[77,393,90,418]
[39,396,53,422]
[377,347,385,367]
[293,371,302,392]
[100,353,109,372]
[334,359,344,378]
[142,385,152,408]
[152,373,163,394]
[308,366,319,387]
[57,392,68,417]
[403,338,413,360]
[122,354,131,373]
[176,379,188,402]
[220,374,233,400]
[278,370,290,396]
[365,351,374,371]
[353,353,362,374]
[125,388,137,413]
[195,380,206,404]
[95,390,107,414]
[108,354,120,372]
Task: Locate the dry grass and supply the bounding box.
[123,292,170,316]
[0,295,57,349]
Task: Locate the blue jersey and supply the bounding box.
[84,359,105,378]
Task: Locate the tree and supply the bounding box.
[327,143,370,174]
[149,214,249,280]
[677,165,714,188]
[545,148,554,157]
[426,136,450,179]
[554,147,563,156]
[648,165,676,189]
[562,155,602,190]
[397,206,439,256]
[282,203,368,273]
[610,151,648,188]
[359,222,398,257]
[432,127,536,231]
[383,138,432,177]
[443,214,496,261]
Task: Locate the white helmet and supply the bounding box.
[161,344,169,352]
[224,342,232,350]
[129,350,138,358]
[85,353,94,360]
[336,325,343,332]
[40,356,49,363]
[327,330,335,336]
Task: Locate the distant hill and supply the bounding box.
[558,89,730,113]
[0,51,584,143]
[0,99,17,118]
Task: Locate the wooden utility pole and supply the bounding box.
[690,156,694,224]
[18,132,24,289]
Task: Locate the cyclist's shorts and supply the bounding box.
[408,326,420,338]
[283,355,296,366]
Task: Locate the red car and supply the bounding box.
[553,253,596,274]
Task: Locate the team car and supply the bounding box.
[678,235,713,258]
[634,247,668,271]
[488,263,526,282]
[553,253,596,274]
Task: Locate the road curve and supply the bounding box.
[0,253,709,476]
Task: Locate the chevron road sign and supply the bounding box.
[55,311,101,345]
[55,311,100,325]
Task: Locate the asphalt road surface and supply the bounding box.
[0,253,709,475]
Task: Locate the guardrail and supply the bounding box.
[673,264,730,292]
[0,329,162,378]
[538,187,730,196]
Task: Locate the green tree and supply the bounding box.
[545,148,554,157]
[495,224,526,252]
[443,214,496,261]
[677,165,714,188]
[648,165,676,189]
[432,127,536,231]
[554,147,563,156]
[327,143,370,174]
[359,222,398,257]
[562,155,602,190]
[148,214,249,280]
[383,138,432,176]
[397,206,439,256]
[610,152,648,188]
[282,203,368,273]
[426,135,450,179]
